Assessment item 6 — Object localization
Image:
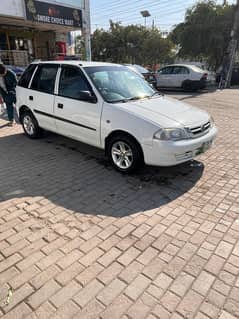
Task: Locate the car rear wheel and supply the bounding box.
[182,80,194,91]
[22,111,42,139]
[182,80,200,92]
[108,134,143,173]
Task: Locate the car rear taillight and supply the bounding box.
[202,73,208,80]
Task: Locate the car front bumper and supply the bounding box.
[143,126,218,166]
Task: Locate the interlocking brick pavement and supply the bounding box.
[0,88,239,318]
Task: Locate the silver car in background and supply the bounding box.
[156,64,215,91]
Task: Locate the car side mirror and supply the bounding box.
[79,90,97,103]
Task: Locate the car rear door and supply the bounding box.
[17,64,38,113]
[54,65,102,147]
[28,64,59,131]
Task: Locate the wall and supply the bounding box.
[39,0,83,8]
[0,0,25,18]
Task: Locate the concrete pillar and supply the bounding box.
[83,0,92,61]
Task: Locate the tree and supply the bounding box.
[75,35,86,59]
[170,1,236,69]
[91,21,174,66]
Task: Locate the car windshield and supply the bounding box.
[84,65,155,103]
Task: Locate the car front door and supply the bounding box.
[29,64,59,131]
[54,65,102,147]
[156,66,174,87]
[170,66,190,87]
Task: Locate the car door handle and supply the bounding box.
[57,103,64,109]
[29,96,33,101]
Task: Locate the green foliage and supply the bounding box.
[170,0,235,69]
[91,21,174,65]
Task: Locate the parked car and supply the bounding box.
[7,65,25,80]
[156,64,214,91]
[216,65,239,86]
[231,66,239,85]
[16,61,217,173]
[124,64,157,87]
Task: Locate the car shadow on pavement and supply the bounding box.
[159,87,217,101]
[0,123,9,129]
[0,132,204,217]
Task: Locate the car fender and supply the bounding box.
[100,102,160,148]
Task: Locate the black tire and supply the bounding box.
[192,81,201,92]
[21,110,42,139]
[107,134,144,174]
[182,80,193,92]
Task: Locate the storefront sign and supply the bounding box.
[24,0,82,27]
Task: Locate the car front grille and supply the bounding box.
[188,121,211,138]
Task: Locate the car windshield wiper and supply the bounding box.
[111,96,145,103]
[150,91,161,97]
[110,94,161,103]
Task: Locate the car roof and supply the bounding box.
[160,64,204,70]
[161,64,192,68]
[31,60,120,67]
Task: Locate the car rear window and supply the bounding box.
[189,65,204,72]
[18,64,37,88]
[30,64,59,94]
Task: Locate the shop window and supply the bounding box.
[31,64,58,94]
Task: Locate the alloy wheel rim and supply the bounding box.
[111,141,133,169]
[23,115,35,135]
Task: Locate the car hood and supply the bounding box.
[116,95,210,128]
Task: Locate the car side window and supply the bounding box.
[159,67,173,75]
[30,64,58,94]
[172,66,190,75]
[58,66,92,100]
[181,67,190,74]
[18,64,37,88]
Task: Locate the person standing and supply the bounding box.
[218,68,226,90]
[0,64,17,126]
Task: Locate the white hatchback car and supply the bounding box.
[16,61,217,173]
[156,64,214,91]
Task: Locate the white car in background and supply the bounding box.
[16,61,217,173]
[156,64,215,91]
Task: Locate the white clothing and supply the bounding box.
[0,76,7,93]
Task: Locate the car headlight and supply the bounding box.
[154,128,189,141]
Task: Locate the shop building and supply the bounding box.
[0,0,91,66]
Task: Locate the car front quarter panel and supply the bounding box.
[101,102,160,148]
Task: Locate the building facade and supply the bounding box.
[0,0,91,66]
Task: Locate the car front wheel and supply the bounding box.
[22,111,42,139]
[108,134,143,173]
